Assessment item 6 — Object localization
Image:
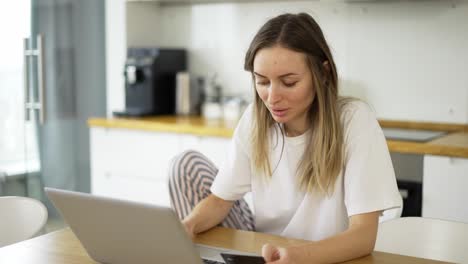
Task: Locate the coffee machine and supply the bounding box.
[113,48,187,117]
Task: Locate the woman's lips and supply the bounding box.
[271,108,288,117]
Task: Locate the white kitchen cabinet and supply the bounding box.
[90,127,231,206]
[197,136,231,167]
[179,135,230,168]
[423,155,468,223]
[90,127,181,206]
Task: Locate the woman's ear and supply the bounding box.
[322,60,331,85]
[322,60,330,73]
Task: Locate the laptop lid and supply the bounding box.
[45,187,203,264]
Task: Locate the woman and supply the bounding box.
[168,13,402,263]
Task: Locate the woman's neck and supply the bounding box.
[284,120,310,137]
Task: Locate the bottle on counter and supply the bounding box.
[193,77,206,115]
[176,72,191,115]
[202,74,223,120]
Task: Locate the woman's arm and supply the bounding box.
[182,194,234,238]
[262,211,381,264]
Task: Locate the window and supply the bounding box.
[0,1,39,176]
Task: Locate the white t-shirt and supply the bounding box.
[210,101,402,241]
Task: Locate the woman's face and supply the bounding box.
[253,45,315,133]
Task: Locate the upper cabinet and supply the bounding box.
[126,0,398,3]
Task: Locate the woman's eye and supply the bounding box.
[284,82,297,87]
[256,81,269,86]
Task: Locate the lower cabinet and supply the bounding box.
[90,127,230,207]
[91,127,468,222]
[423,155,468,223]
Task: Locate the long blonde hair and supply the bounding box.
[245,13,349,196]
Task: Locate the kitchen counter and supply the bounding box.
[88,116,468,158]
[88,116,234,137]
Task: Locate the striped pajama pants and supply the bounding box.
[168,150,255,231]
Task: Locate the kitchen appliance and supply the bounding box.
[201,74,223,120]
[114,48,187,117]
[390,153,423,216]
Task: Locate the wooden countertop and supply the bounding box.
[0,227,449,264]
[88,116,468,158]
[379,120,468,132]
[88,116,235,138]
[387,132,468,158]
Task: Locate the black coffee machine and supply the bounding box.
[113,48,187,117]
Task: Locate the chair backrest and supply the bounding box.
[0,196,48,247]
[375,217,468,263]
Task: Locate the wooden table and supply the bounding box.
[0,227,449,264]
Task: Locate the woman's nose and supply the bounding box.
[267,84,281,105]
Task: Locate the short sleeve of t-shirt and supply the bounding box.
[210,105,253,201]
[343,102,402,216]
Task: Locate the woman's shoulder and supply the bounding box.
[339,98,380,134]
[340,98,373,116]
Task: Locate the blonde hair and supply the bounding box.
[245,13,351,195]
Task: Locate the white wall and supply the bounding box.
[127,2,162,47]
[123,0,468,123]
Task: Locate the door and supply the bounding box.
[0,0,106,225]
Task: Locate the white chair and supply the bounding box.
[0,196,48,247]
[375,217,468,263]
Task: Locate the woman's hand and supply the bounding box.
[179,194,234,240]
[262,243,300,264]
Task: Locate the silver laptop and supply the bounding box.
[45,187,258,264]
